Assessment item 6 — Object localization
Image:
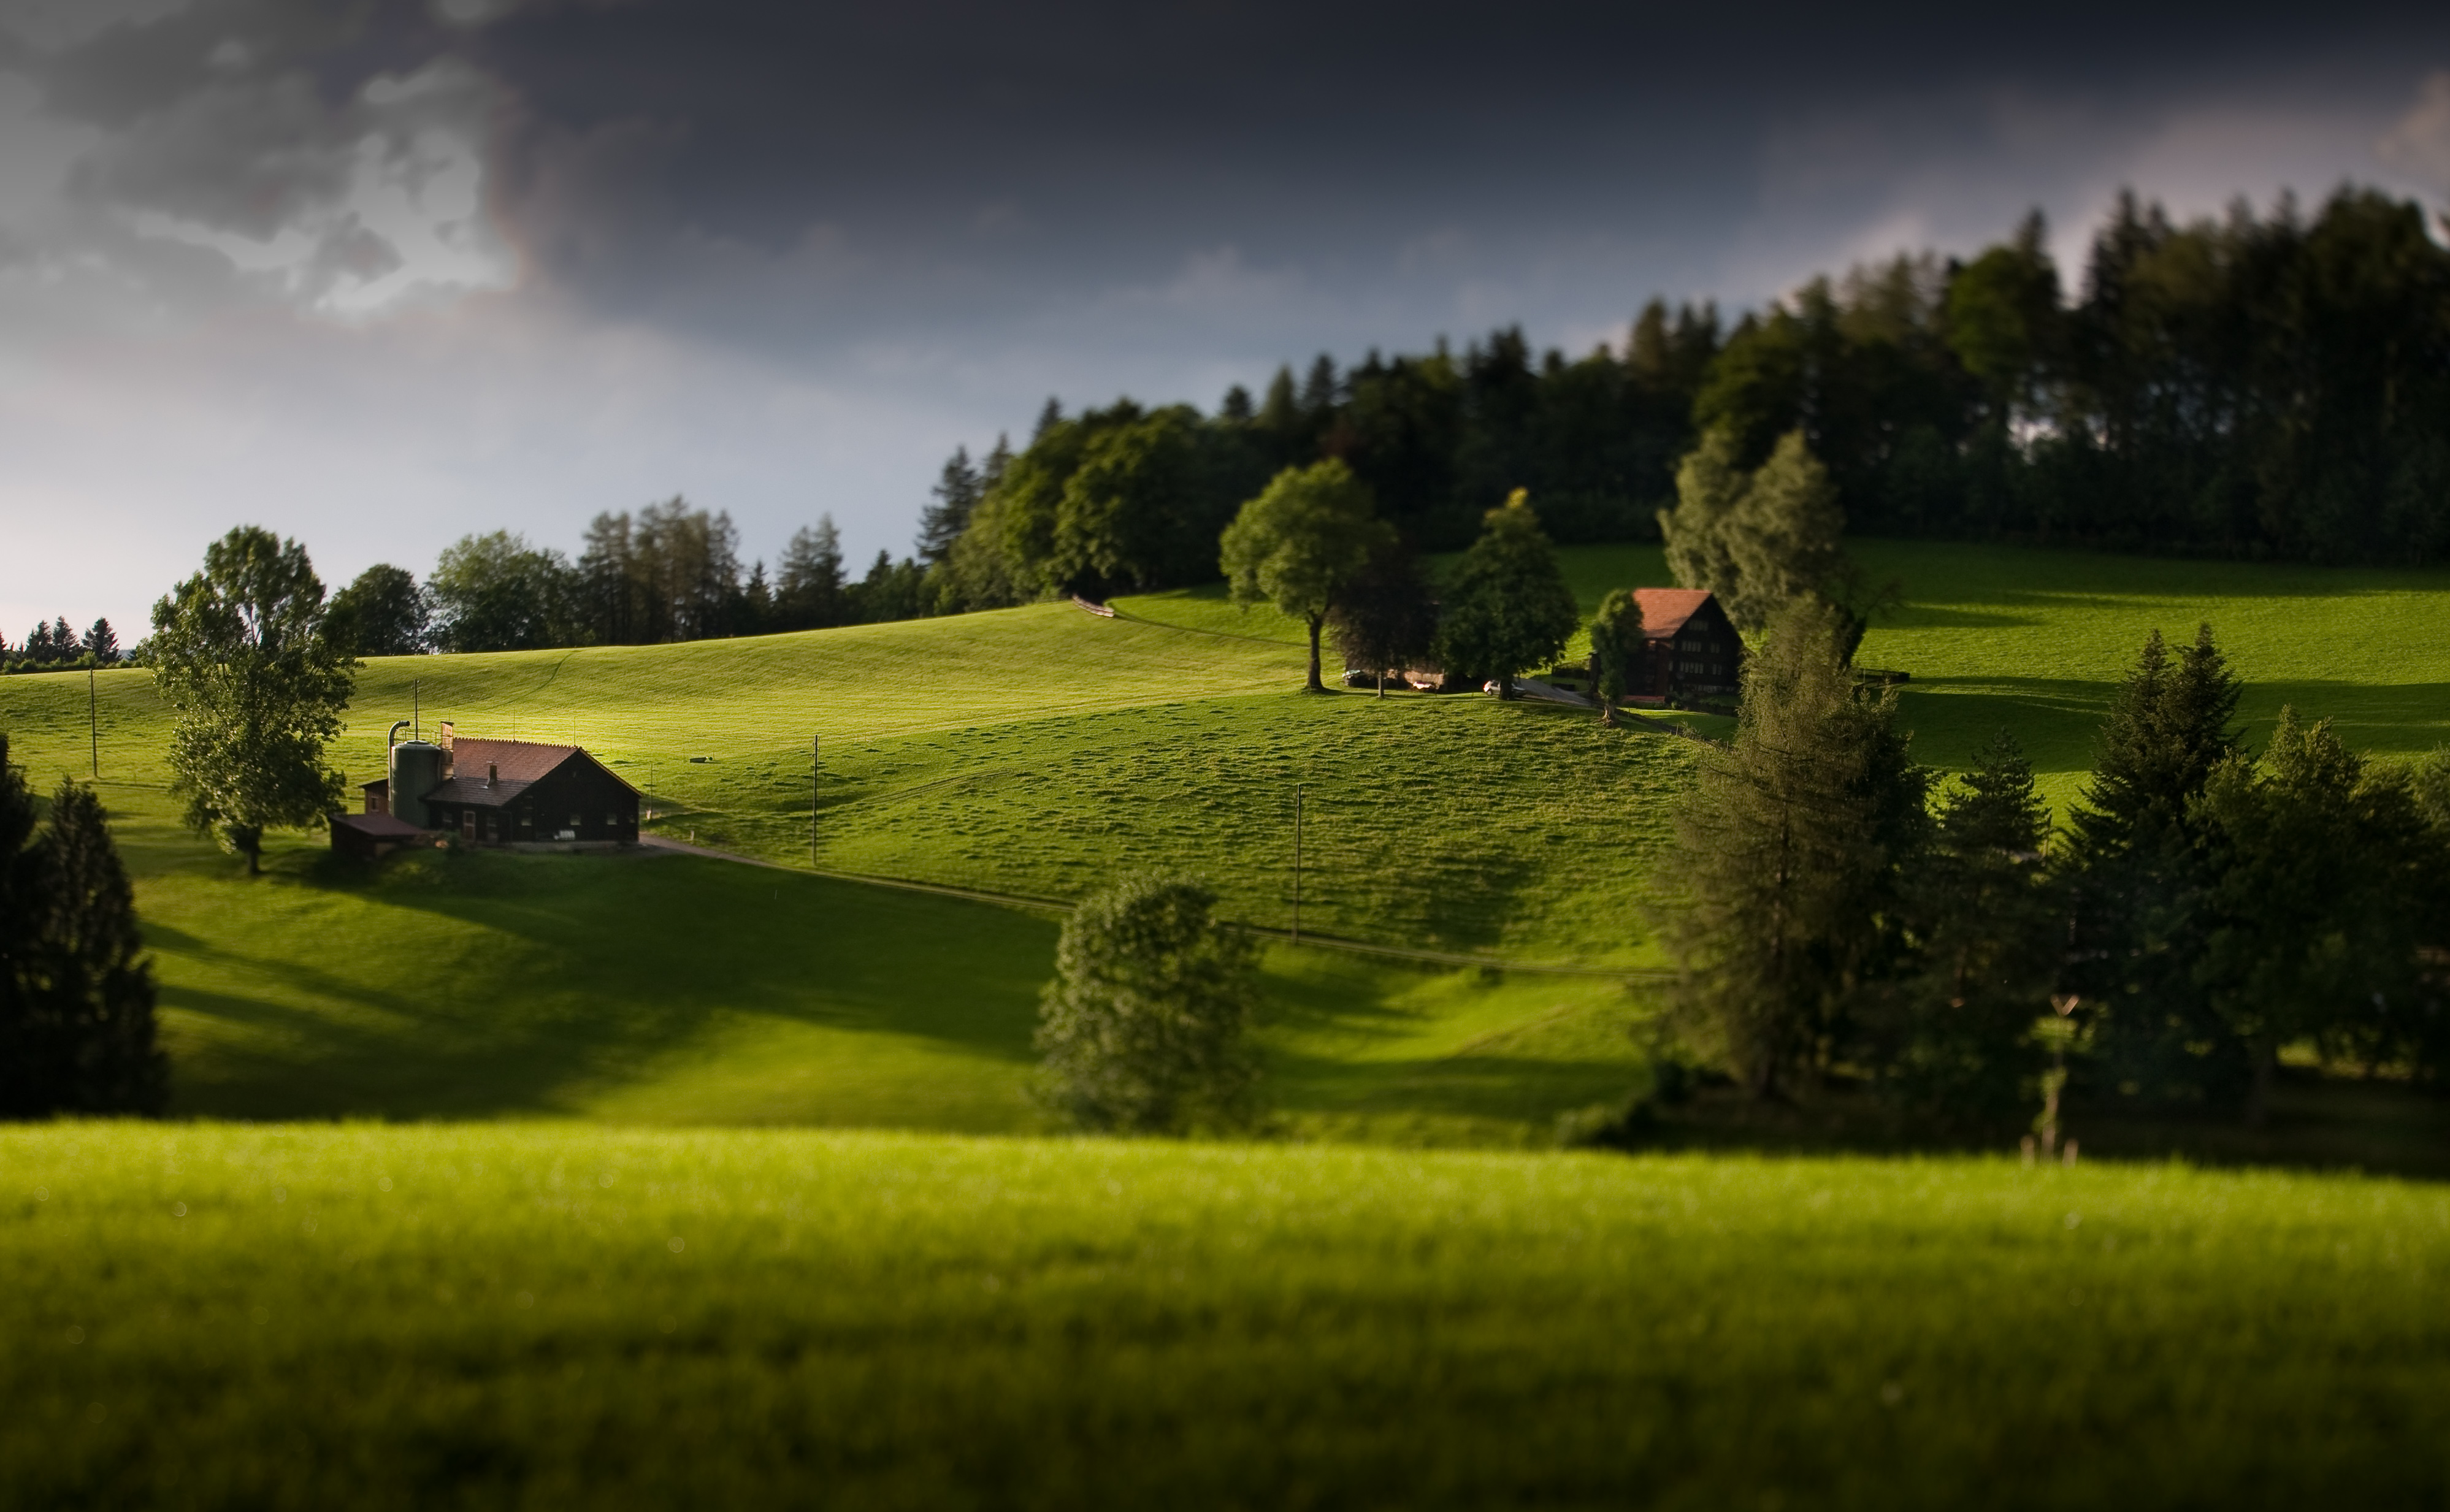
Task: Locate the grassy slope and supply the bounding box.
[9,1124,2449,1510]
[1539,540,2450,813]
[2,543,2446,1134]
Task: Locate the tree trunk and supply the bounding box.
[1375,671,1385,700]
[2245,1035,2276,1129]
[1306,617,1325,692]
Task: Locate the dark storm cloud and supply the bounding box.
[5,0,2449,640]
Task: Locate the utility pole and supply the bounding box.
[1292,783,1304,944]
[811,733,821,869]
[88,668,98,777]
[413,679,420,741]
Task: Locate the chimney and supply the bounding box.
[487,762,497,788]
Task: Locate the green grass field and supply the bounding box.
[9,1123,2449,1510]
[2,539,2448,1138]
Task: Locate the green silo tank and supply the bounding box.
[388,740,445,829]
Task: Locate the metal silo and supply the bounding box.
[388,740,445,829]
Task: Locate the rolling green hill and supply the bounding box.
[9,1123,2449,1510]
[2,540,2446,1134]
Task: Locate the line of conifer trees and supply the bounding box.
[927,182,2450,616]
[1666,601,2450,1136]
[1,616,120,675]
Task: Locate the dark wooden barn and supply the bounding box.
[1621,589,1744,706]
[354,736,641,849]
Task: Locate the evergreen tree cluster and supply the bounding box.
[1667,614,2450,1134]
[930,184,2450,617]
[2,616,121,675]
[0,736,166,1118]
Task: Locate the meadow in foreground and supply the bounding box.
[7,1123,2448,1510]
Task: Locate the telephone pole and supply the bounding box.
[88,668,98,777]
[811,733,821,868]
[1292,783,1304,944]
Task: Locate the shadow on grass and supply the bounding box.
[1633,1070,2450,1182]
[156,846,1057,1121]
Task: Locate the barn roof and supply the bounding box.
[422,738,639,809]
[332,812,425,839]
[1632,588,1721,641]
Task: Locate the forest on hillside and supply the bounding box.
[930,185,2450,613]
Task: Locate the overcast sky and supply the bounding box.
[5,0,2450,640]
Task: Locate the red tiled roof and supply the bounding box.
[424,738,583,808]
[416,738,643,809]
[1631,588,1718,640]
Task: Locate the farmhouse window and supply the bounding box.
[569,812,583,828]
[605,812,620,827]
[460,811,474,839]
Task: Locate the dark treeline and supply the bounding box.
[933,183,2450,613]
[2,616,121,674]
[321,498,931,657]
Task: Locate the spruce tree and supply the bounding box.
[2193,710,2433,1122]
[1663,596,1929,1098]
[2061,625,2243,1102]
[917,446,982,565]
[0,744,165,1117]
[1869,730,2056,1129]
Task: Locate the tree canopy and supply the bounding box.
[1032,872,1262,1135]
[150,527,356,874]
[1220,459,1396,692]
[1433,492,1580,698]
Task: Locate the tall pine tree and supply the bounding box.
[1664,596,1929,1098]
[0,743,165,1117]
[2060,625,2243,1103]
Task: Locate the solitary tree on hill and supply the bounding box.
[1220,459,1395,692]
[1033,872,1262,1134]
[150,527,356,876]
[1434,491,1580,699]
[1588,589,1648,725]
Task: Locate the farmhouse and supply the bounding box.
[1617,588,1743,706]
[334,725,641,855]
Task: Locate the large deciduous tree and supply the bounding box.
[1032,872,1262,1134]
[150,527,356,875]
[326,563,429,657]
[0,738,166,1117]
[1326,543,1440,698]
[429,530,585,652]
[1663,595,1928,1099]
[1220,459,1396,692]
[1433,490,1580,699]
